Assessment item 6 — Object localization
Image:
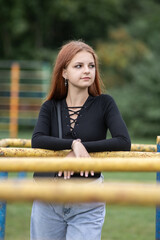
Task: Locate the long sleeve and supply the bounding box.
[32,100,73,150]
[82,95,131,152]
[32,95,131,153]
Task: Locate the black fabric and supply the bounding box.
[32,94,131,178]
[57,101,62,139]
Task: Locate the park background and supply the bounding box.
[0,0,159,239]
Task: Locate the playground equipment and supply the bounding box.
[156,136,160,240]
[0,61,51,138]
[0,147,159,158]
[0,156,160,172]
[0,179,160,205]
[0,136,159,240]
[0,138,157,151]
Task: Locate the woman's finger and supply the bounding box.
[67,171,71,179]
[91,171,94,176]
[80,171,84,176]
[58,171,62,177]
[85,171,89,177]
[64,171,67,179]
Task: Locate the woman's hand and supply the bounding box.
[58,140,94,179]
[72,140,94,177]
[58,151,75,179]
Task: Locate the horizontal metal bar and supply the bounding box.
[0,179,160,205]
[0,156,160,172]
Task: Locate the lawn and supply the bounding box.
[1,133,158,239]
[101,172,156,240]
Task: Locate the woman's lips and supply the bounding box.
[81,77,91,80]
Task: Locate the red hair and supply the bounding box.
[47,40,103,100]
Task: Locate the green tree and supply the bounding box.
[0,0,141,60]
[96,27,149,88]
[98,0,160,138]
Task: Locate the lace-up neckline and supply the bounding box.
[64,96,91,134]
[67,106,83,131]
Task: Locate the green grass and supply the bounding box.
[0,129,33,140]
[131,138,156,144]
[5,203,32,240]
[102,205,155,240]
[101,172,156,240]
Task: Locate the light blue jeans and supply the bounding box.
[30,176,106,240]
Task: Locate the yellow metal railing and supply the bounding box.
[0,179,160,205]
[0,138,157,152]
[0,156,160,172]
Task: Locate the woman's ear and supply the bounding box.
[62,68,67,79]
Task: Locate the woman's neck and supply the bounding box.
[66,89,89,107]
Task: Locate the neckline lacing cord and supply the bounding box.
[67,106,83,131]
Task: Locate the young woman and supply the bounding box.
[30,40,131,240]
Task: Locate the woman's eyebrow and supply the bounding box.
[74,62,83,64]
[74,61,95,64]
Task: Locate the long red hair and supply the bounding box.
[47,40,103,100]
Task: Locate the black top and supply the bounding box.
[32,94,131,178]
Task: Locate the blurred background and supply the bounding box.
[0,0,159,142]
[0,0,160,141]
[0,1,159,239]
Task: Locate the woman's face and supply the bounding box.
[62,51,96,90]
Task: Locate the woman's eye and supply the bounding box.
[75,65,81,68]
[89,64,95,68]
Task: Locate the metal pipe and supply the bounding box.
[0,179,160,206]
[0,156,160,172]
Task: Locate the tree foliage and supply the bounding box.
[0,0,159,138]
[96,28,149,88]
[100,0,160,138]
[0,0,140,59]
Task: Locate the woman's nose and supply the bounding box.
[84,66,90,73]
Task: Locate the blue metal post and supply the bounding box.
[156,136,160,240]
[0,172,8,240]
[18,172,27,178]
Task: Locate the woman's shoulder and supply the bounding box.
[40,98,57,109]
[95,94,115,103]
[94,94,118,113]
